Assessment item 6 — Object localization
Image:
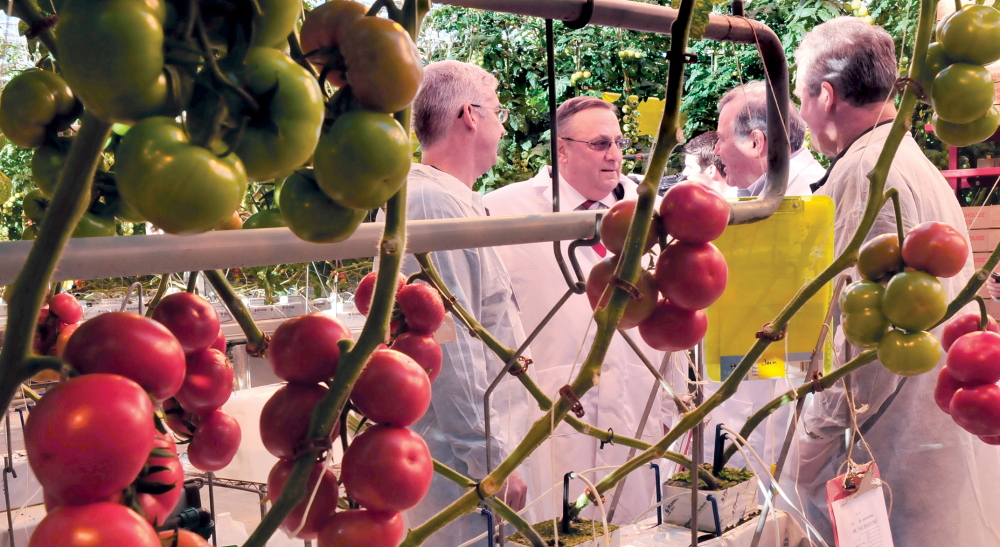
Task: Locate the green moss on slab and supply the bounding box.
[506,518,619,546]
[665,463,754,490]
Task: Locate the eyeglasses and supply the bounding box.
[560,136,632,151]
[458,104,510,123]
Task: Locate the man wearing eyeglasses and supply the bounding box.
[388,60,530,547]
[483,96,667,525]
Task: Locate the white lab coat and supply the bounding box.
[483,166,668,526]
[385,164,534,547]
[778,124,1000,546]
[739,147,826,198]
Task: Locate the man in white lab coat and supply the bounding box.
[396,60,530,546]
[483,96,668,526]
[778,17,1000,546]
[715,80,825,197]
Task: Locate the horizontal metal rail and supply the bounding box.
[0,212,600,284]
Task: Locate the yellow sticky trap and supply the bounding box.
[705,196,835,382]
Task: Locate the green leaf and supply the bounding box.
[689,0,714,41]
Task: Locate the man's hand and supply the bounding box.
[497,470,528,512]
[989,273,1000,301]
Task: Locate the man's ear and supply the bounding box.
[556,138,569,165]
[750,128,767,158]
[820,81,836,113]
[458,104,477,130]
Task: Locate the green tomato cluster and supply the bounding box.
[569,70,592,87]
[922,5,1000,147]
[617,49,643,59]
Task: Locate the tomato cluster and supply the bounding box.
[260,278,442,544]
[0,0,422,238]
[31,292,84,377]
[841,221,969,376]
[935,311,1000,445]
[923,4,1000,146]
[24,292,238,544]
[587,182,729,351]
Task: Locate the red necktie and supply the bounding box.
[578,200,607,257]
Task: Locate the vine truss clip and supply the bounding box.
[559,385,586,418]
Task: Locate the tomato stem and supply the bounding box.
[202,269,268,355]
[145,274,171,317]
[4,0,58,56]
[885,188,906,249]
[483,497,546,547]
[975,296,989,330]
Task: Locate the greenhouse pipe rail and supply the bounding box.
[0,212,601,285]
[437,0,792,223]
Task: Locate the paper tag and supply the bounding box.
[433,314,458,344]
[826,463,894,547]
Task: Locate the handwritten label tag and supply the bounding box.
[826,462,894,547]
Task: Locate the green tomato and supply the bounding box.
[253,0,302,48]
[0,69,81,148]
[876,329,942,376]
[105,193,146,223]
[71,210,117,238]
[340,16,424,114]
[933,106,1000,147]
[881,271,947,332]
[22,189,48,224]
[857,233,902,282]
[843,308,891,349]
[278,168,366,243]
[21,224,38,241]
[314,110,411,211]
[931,63,996,124]
[242,208,286,229]
[230,48,324,182]
[31,142,67,199]
[937,5,1000,65]
[840,280,884,313]
[917,43,954,101]
[56,0,168,122]
[115,117,248,234]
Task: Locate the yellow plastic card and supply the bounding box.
[705,196,835,381]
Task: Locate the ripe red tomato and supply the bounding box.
[174,348,234,414]
[876,329,942,376]
[390,332,443,382]
[351,349,431,427]
[946,330,1000,385]
[260,383,335,459]
[341,425,433,512]
[653,241,727,311]
[317,509,405,547]
[881,271,947,332]
[585,257,658,329]
[857,233,902,282]
[53,321,80,358]
[138,432,183,526]
[267,459,340,540]
[599,199,658,256]
[980,434,1000,445]
[48,293,83,323]
[269,313,351,383]
[659,181,729,244]
[941,311,1000,351]
[25,374,155,506]
[151,292,222,355]
[28,503,160,547]
[62,312,186,402]
[949,384,1000,436]
[396,283,446,335]
[901,221,969,278]
[638,299,708,351]
[934,366,973,415]
[187,409,241,472]
[354,271,406,317]
[211,329,227,353]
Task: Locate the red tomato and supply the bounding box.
[934,365,973,415]
[585,257,658,329]
[354,271,405,317]
[62,312,186,402]
[28,503,160,547]
[48,293,83,323]
[174,348,234,414]
[653,241,728,311]
[260,383,335,459]
[659,181,729,244]
[187,409,242,472]
[53,321,80,358]
[138,431,183,526]
[901,221,969,278]
[152,292,222,355]
[158,529,212,546]
[396,283,446,335]
[341,425,432,512]
[351,349,431,427]
[390,332,443,382]
[942,311,1000,351]
[211,328,227,353]
[980,434,1000,445]
[599,199,658,256]
[267,458,340,539]
[299,0,368,87]
[949,384,1000,436]
[637,299,708,351]
[269,313,351,383]
[317,509,405,547]
[945,330,1000,385]
[25,374,155,506]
